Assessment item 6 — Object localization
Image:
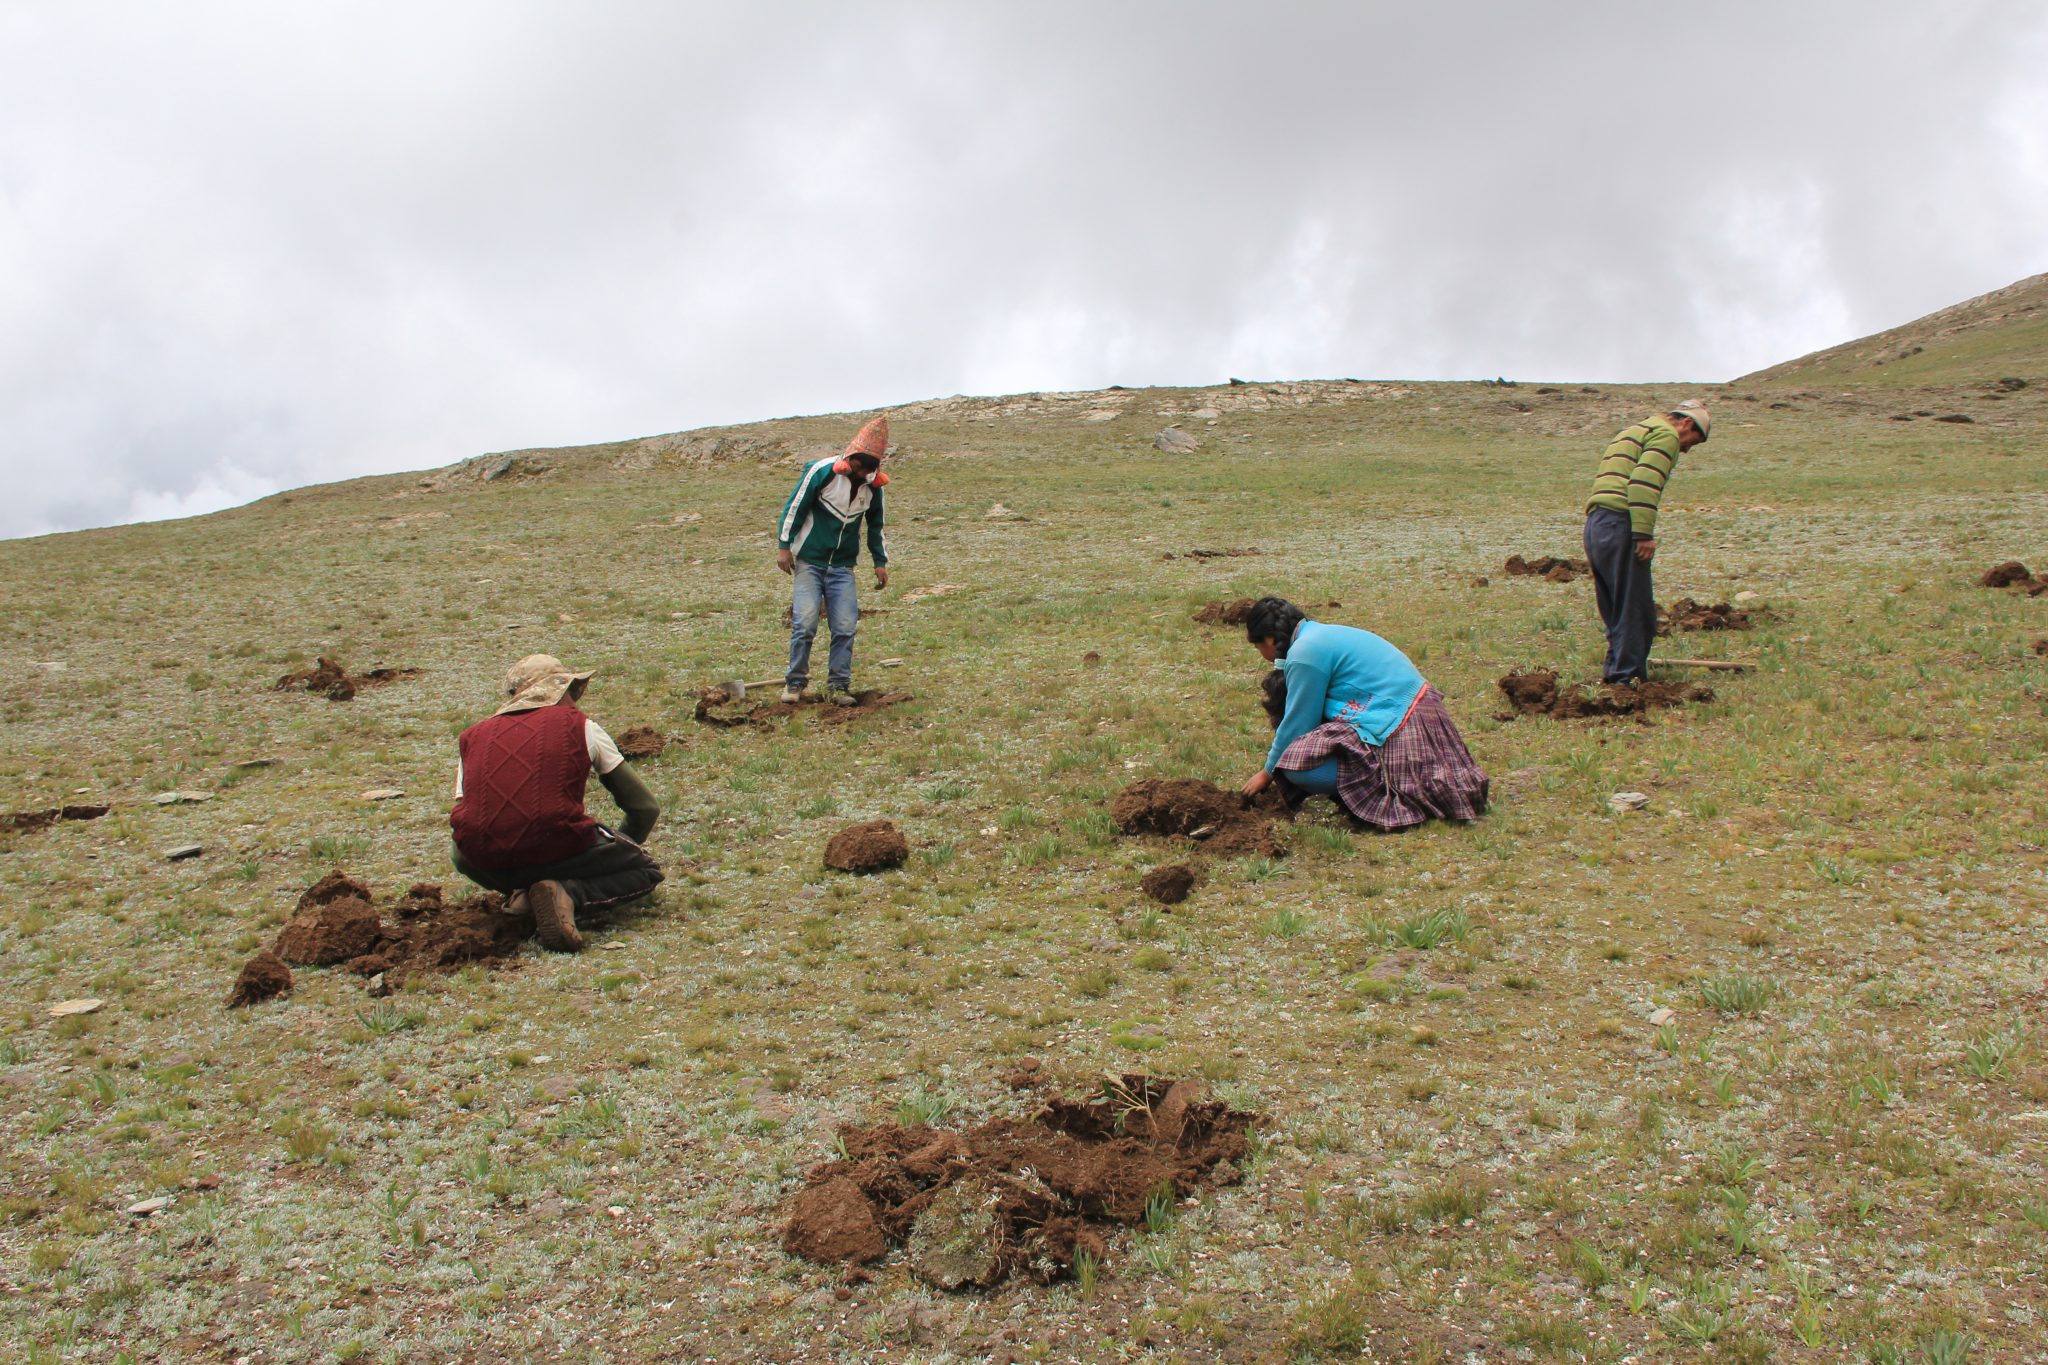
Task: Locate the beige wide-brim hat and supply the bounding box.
[496,653,594,714]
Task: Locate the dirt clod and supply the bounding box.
[247,873,532,1002]
[1111,779,1286,858]
[1191,598,1257,625]
[1140,863,1198,904]
[274,657,421,702]
[1980,561,2048,593]
[273,895,384,966]
[1497,669,1713,720]
[824,820,910,873]
[3,804,109,833]
[1162,547,1261,561]
[783,1076,1256,1287]
[1504,554,1591,583]
[614,726,668,760]
[1659,598,1754,633]
[225,951,293,1008]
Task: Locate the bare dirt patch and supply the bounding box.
[1496,669,1714,720]
[1981,561,2048,594]
[225,951,292,1008]
[273,657,422,702]
[1161,547,1261,561]
[782,1076,1256,1288]
[1659,597,1756,633]
[1110,778,1286,858]
[1139,863,1198,904]
[823,820,909,873]
[1504,554,1591,583]
[233,873,532,1005]
[693,690,914,729]
[613,726,669,760]
[2,804,108,834]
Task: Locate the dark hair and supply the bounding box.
[1259,668,1287,727]
[1244,596,1305,655]
[847,452,880,471]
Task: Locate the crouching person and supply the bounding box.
[450,654,663,952]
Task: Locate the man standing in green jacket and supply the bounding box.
[1583,399,1709,683]
[775,415,891,705]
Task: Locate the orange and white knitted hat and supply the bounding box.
[843,416,889,461]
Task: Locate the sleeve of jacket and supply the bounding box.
[776,462,831,549]
[597,762,660,844]
[865,486,888,566]
[1265,651,1330,772]
[1626,429,1681,539]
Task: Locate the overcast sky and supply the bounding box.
[3,2,2044,539]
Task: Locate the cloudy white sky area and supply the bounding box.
[3,1,2046,539]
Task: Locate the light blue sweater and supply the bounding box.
[1265,620,1426,771]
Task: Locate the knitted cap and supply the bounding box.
[1674,399,1710,441]
[843,416,889,461]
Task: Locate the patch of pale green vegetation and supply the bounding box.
[1,356,2047,1360]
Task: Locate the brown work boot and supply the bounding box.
[528,880,583,952]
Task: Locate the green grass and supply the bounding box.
[2,369,2046,1358]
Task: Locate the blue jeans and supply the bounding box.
[787,561,858,691]
[1584,507,1656,683]
[1278,759,1340,796]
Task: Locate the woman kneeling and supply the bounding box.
[1240,596,1488,830]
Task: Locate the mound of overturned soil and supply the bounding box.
[783,1076,1256,1288]
[1981,561,2048,594]
[694,690,914,729]
[1497,669,1713,720]
[614,726,668,759]
[1504,554,1591,583]
[1191,598,1256,625]
[2,804,108,833]
[274,657,421,702]
[225,951,292,1008]
[233,874,533,1006]
[824,820,909,873]
[1162,547,1261,561]
[1140,863,1198,904]
[1659,598,1754,633]
[1110,778,1286,858]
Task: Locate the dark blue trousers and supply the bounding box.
[1583,508,1656,683]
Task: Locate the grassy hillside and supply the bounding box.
[1742,270,2048,388]
[3,366,2048,1362]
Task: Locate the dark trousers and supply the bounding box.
[1584,507,1656,683]
[451,828,664,915]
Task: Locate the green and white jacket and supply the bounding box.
[776,459,889,568]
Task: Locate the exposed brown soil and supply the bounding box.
[782,1076,1256,1288]
[613,726,668,760]
[1659,597,1755,633]
[1110,778,1287,858]
[273,657,421,702]
[1161,547,1261,561]
[1980,561,2048,594]
[1139,863,1198,904]
[823,820,910,873]
[1,804,108,833]
[2034,639,2048,657]
[693,690,914,728]
[225,951,292,1008]
[1191,598,1257,625]
[1504,554,1591,583]
[236,873,533,1005]
[1497,669,1714,720]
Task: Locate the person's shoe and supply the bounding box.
[528,880,584,952]
[829,688,859,707]
[779,685,802,703]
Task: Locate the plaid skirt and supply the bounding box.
[1276,685,1489,830]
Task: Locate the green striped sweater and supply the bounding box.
[1586,415,1682,538]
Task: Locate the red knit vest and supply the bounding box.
[451,704,599,870]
